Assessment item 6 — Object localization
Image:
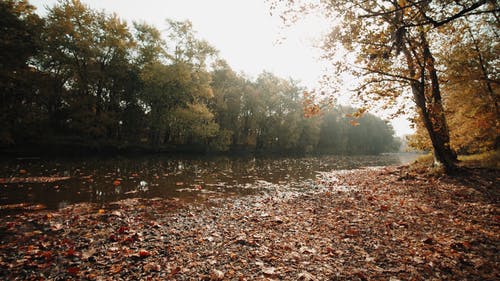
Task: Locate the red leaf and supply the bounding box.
[380,205,389,211]
[66,248,76,257]
[113,180,121,186]
[139,249,151,258]
[67,266,80,276]
[41,251,52,262]
[109,234,119,242]
[117,226,129,234]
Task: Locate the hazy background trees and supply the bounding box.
[0,0,399,155]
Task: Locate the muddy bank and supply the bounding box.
[0,166,498,280]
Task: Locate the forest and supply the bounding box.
[0,0,400,155]
[0,1,498,280]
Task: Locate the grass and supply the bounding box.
[406,149,499,176]
[458,150,500,169]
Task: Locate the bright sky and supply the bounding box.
[30,0,413,136]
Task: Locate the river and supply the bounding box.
[0,153,419,212]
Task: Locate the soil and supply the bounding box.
[0,165,498,280]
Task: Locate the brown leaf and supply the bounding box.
[168,266,181,277]
[262,267,277,276]
[298,271,317,280]
[346,228,359,237]
[67,266,80,276]
[144,262,161,272]
[110,264,122,274]
[210,269,225,280]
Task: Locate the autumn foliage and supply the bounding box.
[274,0,499,172]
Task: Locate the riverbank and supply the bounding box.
[0,165,498,280]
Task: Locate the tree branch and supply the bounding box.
[359,0,490,28]
[354,65,419,83]
[421,0,489,27]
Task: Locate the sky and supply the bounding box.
[30,0,413,136]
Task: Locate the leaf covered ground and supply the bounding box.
[0,166,498,280]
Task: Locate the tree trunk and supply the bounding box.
[420,31,458,172]
[403,32,457,173]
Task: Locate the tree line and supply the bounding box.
[0,0,399,155]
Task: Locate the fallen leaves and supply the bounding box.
[138,249,151,258]
[0,176,71,183]
[0,167,497,280]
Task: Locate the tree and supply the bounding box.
[274,0,498,173]
[0,0,42,145]
[408,12,499,154]
[139,19,219,149]
[317,107,399,154]
[40,0,136,142]
[209,60,244,149]
[438,16,499,153]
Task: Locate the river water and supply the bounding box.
[0,153,419,212]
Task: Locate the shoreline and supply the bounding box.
[0,166,498,280]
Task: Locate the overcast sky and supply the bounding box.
[29,0,413,136]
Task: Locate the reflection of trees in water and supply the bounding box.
[1,154,418,210]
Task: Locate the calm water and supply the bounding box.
[0,154,418,212]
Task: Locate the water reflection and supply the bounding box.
[0,153,419,211]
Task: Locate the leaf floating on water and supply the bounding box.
[0,176,70,183]
[0,203,47,211]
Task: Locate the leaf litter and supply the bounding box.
[0,166,498,280]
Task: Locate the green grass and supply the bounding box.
[458,150,500,169]
[406,150,499,176]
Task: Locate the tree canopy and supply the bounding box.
[0,0,400,156]
[273,0,499,172]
